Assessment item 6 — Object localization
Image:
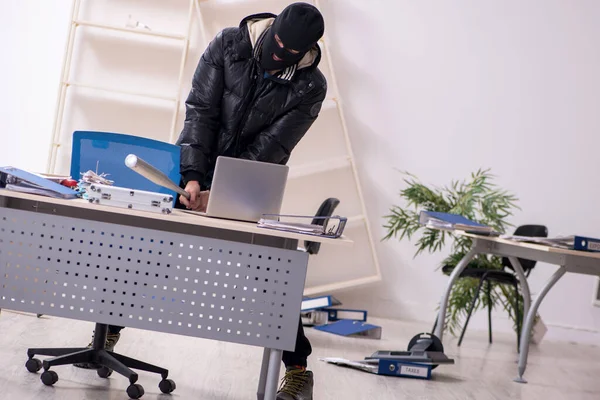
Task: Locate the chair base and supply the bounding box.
[26,323,174,399]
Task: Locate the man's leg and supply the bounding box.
[282,319,312,367]
[106,325,124,351]
[73,325,124,369]
[277,318,314,400]
[108,325,124,337]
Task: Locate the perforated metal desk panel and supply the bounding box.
[0,192,309,352]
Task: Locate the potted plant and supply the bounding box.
[383,169,523,336]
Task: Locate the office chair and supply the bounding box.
[432,224,548,351]
[25,131,180,399]
[302,197,341,255]
[298,198,340,327]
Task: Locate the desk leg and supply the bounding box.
[264,349,282,400]
[508,257,531,319]
[434,246,478,341]
[515,266,566,384]
[257,348,271,400]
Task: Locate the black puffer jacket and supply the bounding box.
[176,13,328,188]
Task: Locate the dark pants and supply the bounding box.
[108,319,312,367]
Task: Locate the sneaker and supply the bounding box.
[73,332,120,369]
[276,367,314,400]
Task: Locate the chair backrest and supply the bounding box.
[502,224,549,273]
[70,131,180,205]
[304,198,340,255]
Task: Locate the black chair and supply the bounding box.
[298,198,339,328]
[432,225,548,350]
[302,197,340,255]
[25,321,174,398]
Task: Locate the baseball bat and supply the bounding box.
[125,154,190,200]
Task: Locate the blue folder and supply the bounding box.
[420,211,489,228]
[377,359,432,379]
[0,167,78,199]
[573,236,600,252]
[314,320,381,339]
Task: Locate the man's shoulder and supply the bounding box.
[216,26,242,41]
[297,67,327,95]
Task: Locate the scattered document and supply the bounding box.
[320,358,379,374]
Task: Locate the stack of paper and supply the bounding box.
[257,218,325,235]
[500,235,574,249]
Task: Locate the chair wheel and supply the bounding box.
[25,358,43,373]
[127,383,145,399]
[159,379,176,394]
[41,370,59,386]
[97,366,113,378]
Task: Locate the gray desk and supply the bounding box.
[432,231,600,383]
[0,190,350,399]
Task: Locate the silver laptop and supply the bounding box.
[187,156,289,222]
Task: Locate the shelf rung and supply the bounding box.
[322,99,338,111]
[288,156,351,179]
[64,81,178,102]
[74,20,186,40]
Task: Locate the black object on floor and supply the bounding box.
[364,332,454,370]
[25,323,175,399]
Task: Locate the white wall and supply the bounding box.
[0,0,71,173]
[3,0,600,344]
[320,0,600,344]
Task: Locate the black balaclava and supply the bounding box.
[260,2,325,71]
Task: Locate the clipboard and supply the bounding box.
[258,214,347,238]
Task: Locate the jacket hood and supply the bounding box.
[240,13,320,70]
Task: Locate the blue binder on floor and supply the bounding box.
[377,359,432,379]
[314,320,381,339]
[323,308,368,322]
[319,358,432,379]
[301,295,341,311]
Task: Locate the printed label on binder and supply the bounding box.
[400,365,428,378]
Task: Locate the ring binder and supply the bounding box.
[258,214,347,238]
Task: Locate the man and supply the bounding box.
[76,3,326,400]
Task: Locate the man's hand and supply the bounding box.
[197,190,210,212]
[181,181,201,210]
[180,181,210,212]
